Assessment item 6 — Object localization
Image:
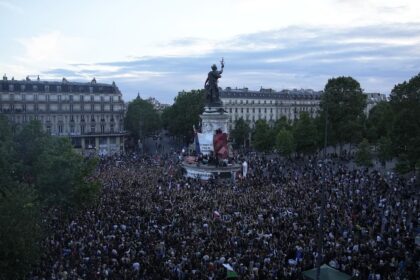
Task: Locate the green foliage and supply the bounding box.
[230,118,250,147]
[252,120,274,152]
[293,112,318,155]
[0,184,42,280]
[162,90,205,142]
[34,137,99,208]
[0,118,100,278]
[366,101,393,142]
[0,115,14,187]
[389,73,420,171]
[377,136,393,166]
[273,116,292,132]
[320,76,367,149]
[275,129,295,157]
[124,97,161,140]
[355,138,373,167]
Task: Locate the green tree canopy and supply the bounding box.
[0,118,99,279]
[273,116,292,132]
[389,73,420,170]
[320,76,367,150]
[252,120,274,152]
[276,129,295,157]
[366,101,393,142]
[230,118,250,147]
[293,112,318,155]
[124,96,161,140]
[355,138,373,167]
[0,184,42,280]
[162,90,205,143]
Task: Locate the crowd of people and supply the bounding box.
[29,153,419,279]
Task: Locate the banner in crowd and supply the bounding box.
[184,168,213,180]
[197,132,214,155]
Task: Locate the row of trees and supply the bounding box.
[124,91,205,147]
[124,74,419,172]
[230,74,419,172]
[0,117,99,279]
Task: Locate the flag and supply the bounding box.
[213,132,228,159]
[223,264,238,278]
[213,211,221,220]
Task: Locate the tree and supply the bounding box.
[0,118,100,279]
[389,73,420,171]
[34,137,99,208]
[230,118,250,147]
[0,115,14,188]
[365,101,393,143]
[293,112,318,155]
[0,184,42,280]
[355,138,373,167]
[252,120,274,152]
[124,96,161,140]
[276,129,295,157]
[273,116,292,132]
[377,136,393,167]
[162,90,205,143]
[320,77,367,152]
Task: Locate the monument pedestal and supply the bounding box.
[182,106,241,180]
[200,106,229,136]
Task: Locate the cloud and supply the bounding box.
[0,1,23,14]
[39,23,420,103]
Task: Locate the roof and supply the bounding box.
[220,87,322,100]
[302,264,352,280]
[0,78,120,94]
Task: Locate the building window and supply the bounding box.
[90,95,94,102]
[110,124,114,133]
[70,125,75,134]
[81,125,85,134]
[101,125,105,133]
[46,126,51,135]
[57,86,61,92]
[80,95,84,102]
[58,124,63,134]
[91,125,95,133]
[69,95,73,101]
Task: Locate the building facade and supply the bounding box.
[364,92,387,116]
[220,87,322,129]
[0,75,126,156]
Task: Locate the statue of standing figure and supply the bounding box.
[204,58,224,107]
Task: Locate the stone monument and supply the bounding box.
[182,59,241,180]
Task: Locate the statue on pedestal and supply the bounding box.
[204,58,224,107]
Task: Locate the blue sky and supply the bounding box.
[1,0,419,103]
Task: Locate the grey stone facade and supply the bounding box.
[0,75,126,156]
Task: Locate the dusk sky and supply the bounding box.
[1,0,419,103]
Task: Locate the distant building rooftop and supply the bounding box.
[220,87,322,100]
[1,74,120,94]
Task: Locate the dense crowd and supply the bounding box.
[30,153,419,279]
